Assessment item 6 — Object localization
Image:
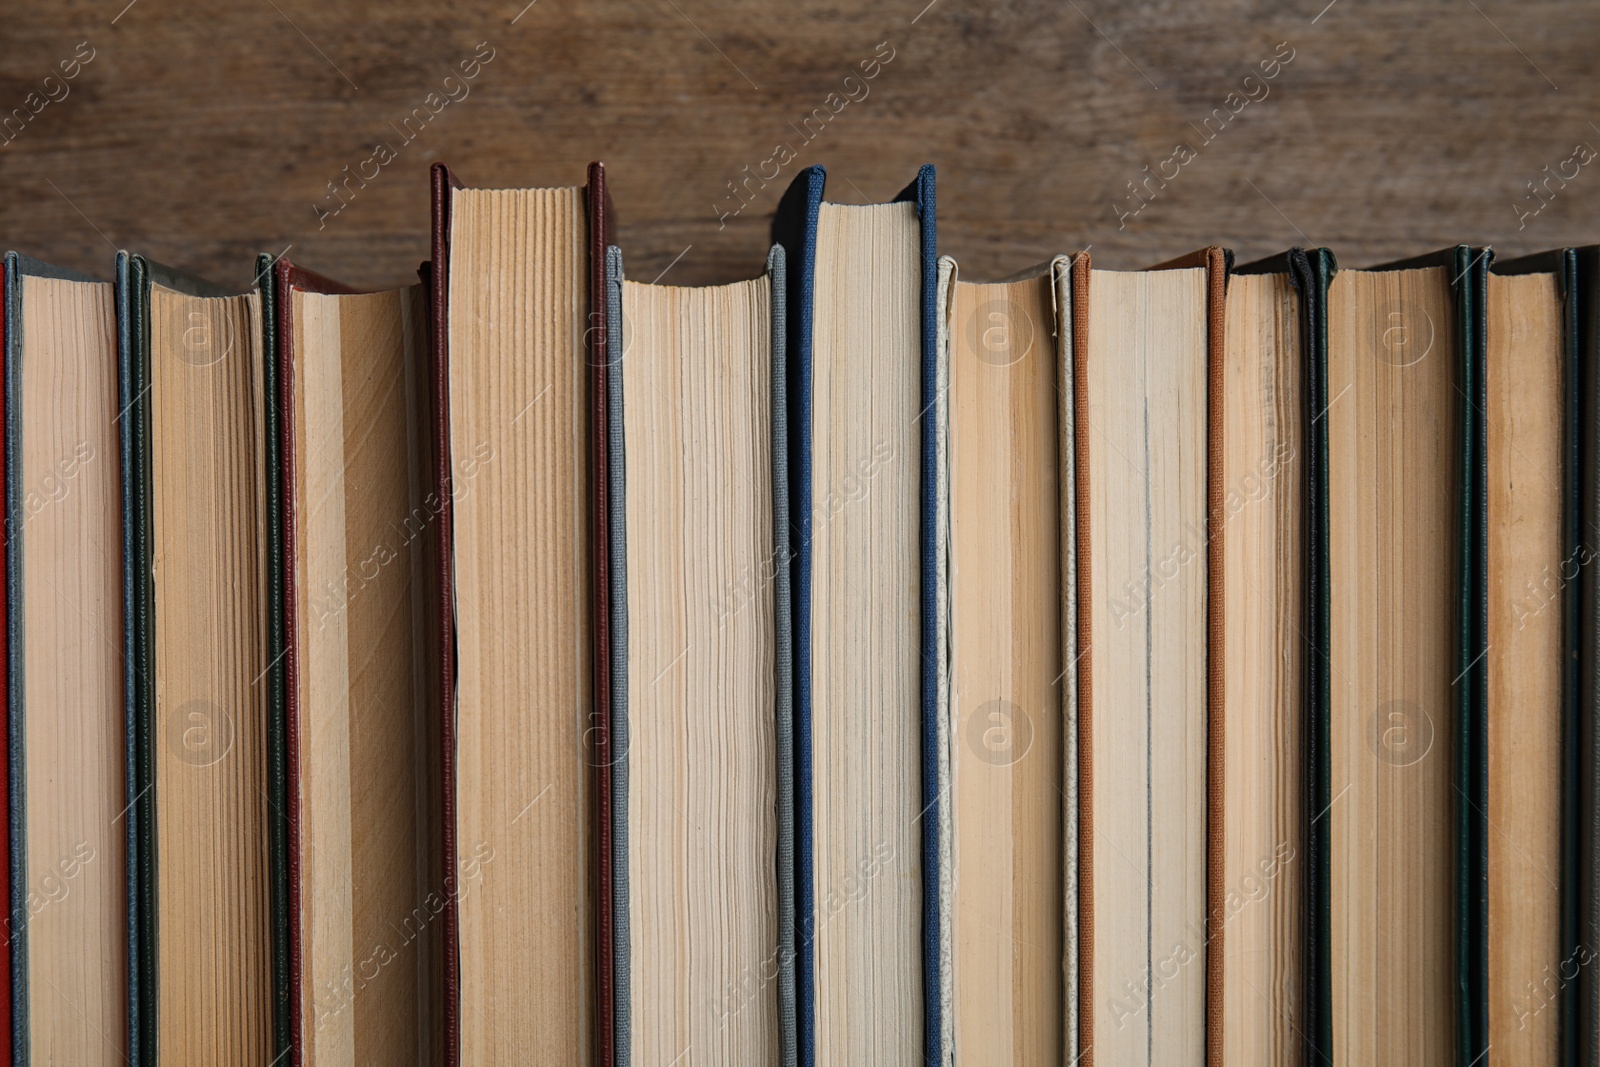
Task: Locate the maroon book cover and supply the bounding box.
[427,160,463,1067]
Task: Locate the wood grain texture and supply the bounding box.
[3,2,1599,291]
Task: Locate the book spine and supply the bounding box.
[604,244,630,1067]
[261,253,294,1067]
[1070,252,1094,1067]
[426,161,461,1067]
[587,160,615,1067]
[767,243,798,1067]
[771,165,824,1067]
[1202,247,1228,1067]
[2,255,18,1067]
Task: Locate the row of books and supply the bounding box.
[2,159,1591,1066]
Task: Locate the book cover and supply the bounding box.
[771,163,942,1066]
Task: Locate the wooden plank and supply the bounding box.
[0,2,1595,285]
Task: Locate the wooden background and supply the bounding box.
[1,0,1597,291]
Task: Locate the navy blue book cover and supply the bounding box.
[771,163,940,1066]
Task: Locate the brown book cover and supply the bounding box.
[427,161,461,1067]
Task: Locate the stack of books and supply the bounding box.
[4,160,1591,1066]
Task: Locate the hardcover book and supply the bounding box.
[1491,246,1584,1067]
[772,164,941,1066]
[428,162,610,1066]
[936,253,1068,1065]
[1223,248,1323,1065]
[116,252,274,1066]
[265,257,442,1066]
[1322,246,1489,1064]
[1069,247,1226,1067]
[606,244,793,1066]
[1576,246,1600,1067]
[4,254,127,1065]
[0,158,1587,1067]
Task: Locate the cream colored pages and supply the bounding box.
[811,200,923,1063]
[1220,272,1303,1065]
[449,186,593,1064]
[947,270,1063,1065]
[149,284,272,1065]
[620,276,779,1065]
[1084,266,1207,1067]
[291,285,439,1065]
[1485,271,1563,1064]
[18,276,127,1065]
[1327,266,1457,1065]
